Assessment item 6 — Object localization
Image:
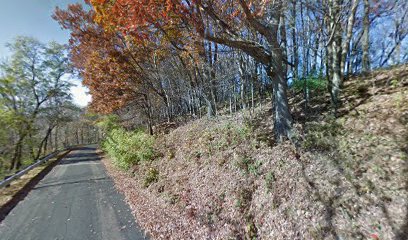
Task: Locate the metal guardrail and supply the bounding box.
[0,148,70,189]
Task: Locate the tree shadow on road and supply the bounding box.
[59,156,101,165]
[0,151,70,222]
[33,177,108,190]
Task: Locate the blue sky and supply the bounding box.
[0,0,91,107]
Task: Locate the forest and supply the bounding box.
[0,37,98,177]
[1,0,408,239]
[51,0,407,138]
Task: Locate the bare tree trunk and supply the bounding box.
[251,78,254,111]
[44,133,49,153]
[234,88,237,113]
[143,94,154,135]
[64,126,69,147]
[252,61,258,110]
[267,24,293,142]
[341,0,360,74]
[268,61,293,142]
[362,0,370,72]
[229,93,233,114]
[163,93,172,123]
[48,129,53,152]
[341,0,359,75]
[312,33,320,74]
[238,54,246,110]
[331,38,342,112]
[209,41,218,107]
[291,0,298,80]
[205,97,216,118]
[198,93,202,118]
[329,0,343,115]
[80,127,84,145]
[280,13,288,76]
[35,127,53,160]
[10,135,24,171]
[300,1,308,77]
[54,126,58,150]
[76,129,79,145]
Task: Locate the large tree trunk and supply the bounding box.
[329,0,343,115]
[267,54,293,142]
[362,0,370,72]
[331,38,342,114]
[280,13,288,76]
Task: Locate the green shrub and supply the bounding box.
[102,128,155,170]
[96,115,120,132]
[144,167,159,187]
[235,155,262,176]
[248,160,262,176]
[291,75,327,92]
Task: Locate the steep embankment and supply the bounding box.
[103,65,408,239]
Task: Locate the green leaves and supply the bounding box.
[102,126,155,170]
[291,75,327,92]
[0,36,74,173]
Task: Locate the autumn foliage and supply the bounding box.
[55,0,408,141]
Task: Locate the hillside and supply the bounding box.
[102,65,408,239]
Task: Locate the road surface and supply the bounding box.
[0,146,148,240]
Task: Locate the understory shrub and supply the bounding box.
[291,75,327,92]
[144,167,159,187]
[102,128,155,170]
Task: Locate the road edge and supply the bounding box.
[0,149,72,222]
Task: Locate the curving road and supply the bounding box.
[0,146,147,240]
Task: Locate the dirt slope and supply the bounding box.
[103,65,408,239]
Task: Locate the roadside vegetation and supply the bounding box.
[98,116,155,170]
[100,66,408,239]
[0,150,70,216]
[1,0,406,239]
[51,0,408,238]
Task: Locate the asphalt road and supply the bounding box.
[0,146,148,240]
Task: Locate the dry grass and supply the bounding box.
[103,65,408,239]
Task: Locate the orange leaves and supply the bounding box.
[90,0,185,39]
[55,4,145,114]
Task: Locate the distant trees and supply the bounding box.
[0,37,72,170]
[54,1,408,141]
[0,36,97,175]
